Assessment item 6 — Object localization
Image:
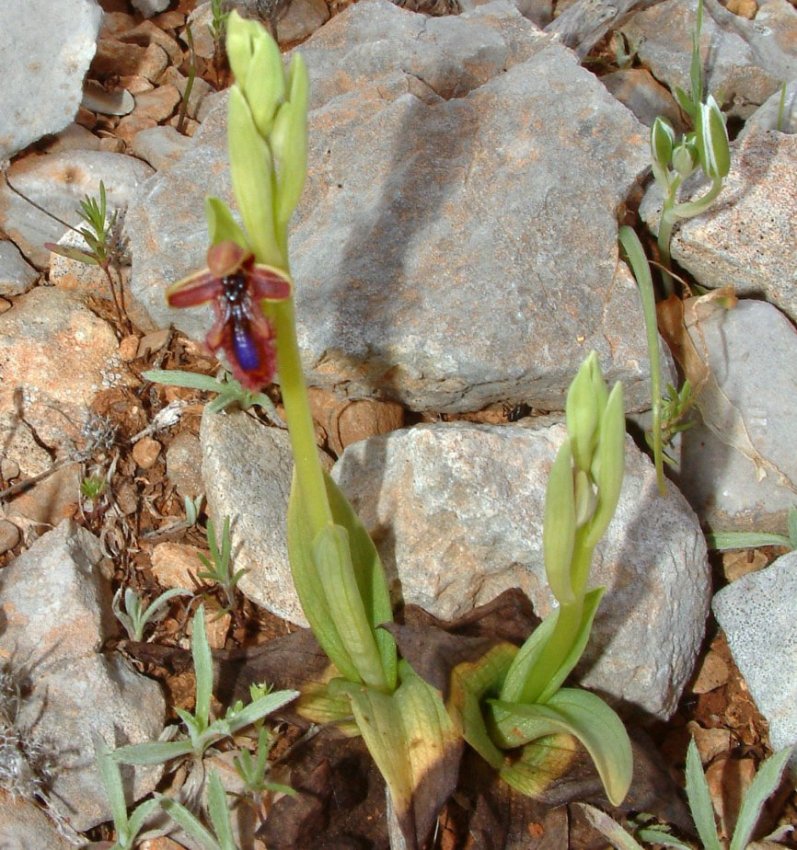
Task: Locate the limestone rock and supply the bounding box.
[0,0,102,160]
[332,421,710,719]
[674,300,797,533]
[713,551,797,774]
[0,521,165,832]
[0,240,38,297]
[128,0,657,415]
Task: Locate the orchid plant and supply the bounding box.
[164,12,633,845]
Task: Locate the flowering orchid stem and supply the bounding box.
[272,296,333,535]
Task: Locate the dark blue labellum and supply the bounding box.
[233,321,261,372]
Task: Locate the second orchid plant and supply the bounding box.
[166,13,632,846]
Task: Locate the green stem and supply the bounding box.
[271,294,332,536]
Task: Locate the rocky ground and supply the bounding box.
[0,0,797,847]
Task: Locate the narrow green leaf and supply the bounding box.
[323,470,397,689]
[44,243,99,265]
[142,369,226,392]
[566,355,600,473]
[788,506,797,549]
[158,795,222,850]
[684,738,723,850]
[192,605,213,730]
[490,688,633,806]
[313,524,389,691]
[575,803,646,850]
[93,733,129,833]
[706,531,792,551]
[619,225,664,495]
[224,689,299,734]
[244,32,285,137]
[204,197,249,250]
[206,771,236,850]
[729,746,793,850]
[124,798,160,845]
[286,474,359,682]
[112,739,194,765]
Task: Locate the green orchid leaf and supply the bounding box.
[490,688,632,806]
[543,439,577,606]
[322,470,397,689]
[227,86,282,269]
[729,746,793,850]
[448,642,517,769]
[695,95,730,180]
[204,196,249,250]
[499,732,581,799]
[313,523,391,691]
[339,660,461,850]
[707,530,792,550]
[501,588,603,706]
[684,738,723,850]
[287,473,360,683]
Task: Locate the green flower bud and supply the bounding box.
[271,54,309,227]
[650,117,675,171]
[566,352,601,475]
[696,94,730,180]
[243,29,286,138]
[672,139,698,178]
[585,382,625,548]
[543,439,577,606]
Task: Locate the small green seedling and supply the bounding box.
[185,493,205,527]
[112,606,298,766]
[231,684,296,800]
[708,506,797,552]
[157,770,237,850]
[579,739,794,849]
[649,0,731,296]
[112,586,193,642]
[143,368,281,421]
[44,181,130,331]
[93,733,160,850]
[198,517,247,610]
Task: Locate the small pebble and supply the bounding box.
[691,650,730,694]
[119,334,141,361]
[151,541,207,589]
[0,519,21,554]
[1,459,20,480]
[165,431,204,498]
[726,0,757,17]
[132,436,162,469]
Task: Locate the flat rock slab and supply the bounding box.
[674,300,797,533]
[0,0,102,160]
[0,792,74,850]
[713,551,797,773]
[128,0,656,414]
[641,130,797,327]
[0,521,165,832]
[0,150,153,268]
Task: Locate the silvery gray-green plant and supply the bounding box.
[708,505,797,552]
[93,733,160,850]
[113,606,298,766]
[197,517,247,609]
[112,586,193,642]
[157,770,237,850]
[649,0,730,296]
[578,739,794,849]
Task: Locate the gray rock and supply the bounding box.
[276,0,331,44]
[200,409,308,625]
[166,430,205,499]
[128,0,657,415]
[0,521,165,832]
[740,78,797,139]
[131,0,170,17]
[621,0,784,119]
[674,300,797,533]
[0,792,73,850]
[713,551,797,772]
[601,68,686,131]
[0,150,153,268]
[640,129,797,326]
[332,421,709,719]
[0,0,102,161]
[0,240,38,296]
[131,125,194,171]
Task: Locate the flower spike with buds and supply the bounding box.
[167,240,291,390]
